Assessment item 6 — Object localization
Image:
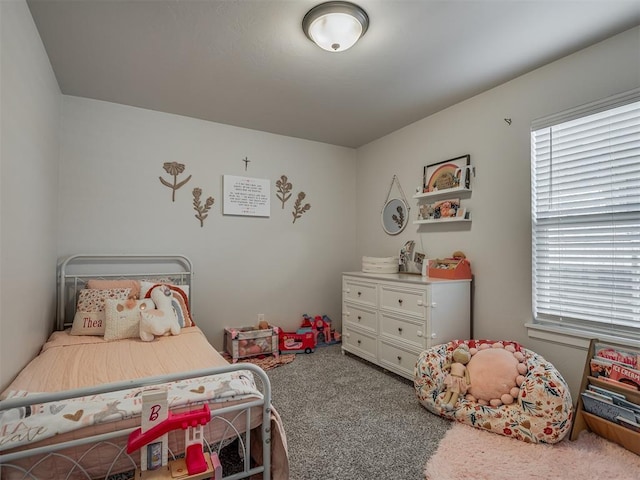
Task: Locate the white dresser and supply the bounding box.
[342,272,471,380]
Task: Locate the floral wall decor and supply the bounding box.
[276,175,293,209]
[276,174,311,223]
[192,188,214,227]
[292,192,311,224]
[160,162,192,201]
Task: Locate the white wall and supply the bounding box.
[0,0,61,390]
[57,96,357,349]
[355,26,640,397]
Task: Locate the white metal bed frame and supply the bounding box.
[0,254,273,480]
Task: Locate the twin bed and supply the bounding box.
[0,254,288,480]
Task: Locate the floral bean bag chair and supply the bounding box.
[414,339,573,444]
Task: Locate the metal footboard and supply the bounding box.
[0,362,272,480]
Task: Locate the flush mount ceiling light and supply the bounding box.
[302,1,369,52]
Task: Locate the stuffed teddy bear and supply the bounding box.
[441,344,472,410]
[139,285,181,342]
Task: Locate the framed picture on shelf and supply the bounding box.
[433,199,462,219]
[423,154,471,192]
[418,199,465,220]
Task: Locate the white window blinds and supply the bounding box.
[531,89,640,340]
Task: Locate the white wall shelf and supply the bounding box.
[413,187,472,201]
[413,216,471,225]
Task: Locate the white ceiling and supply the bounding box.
[27,0,640,148]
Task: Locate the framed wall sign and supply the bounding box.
[423,154,471,192]
[222,175,270,217]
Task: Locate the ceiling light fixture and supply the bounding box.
[302,1,369,52]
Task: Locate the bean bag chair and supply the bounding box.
[414,339,573,444]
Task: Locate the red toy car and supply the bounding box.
[279,331,316,354]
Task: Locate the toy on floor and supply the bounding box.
[300,314,341,346]
[224,323,280,362]
[127,388,221,479]
[442,344,471,410]
[279,330,316,354]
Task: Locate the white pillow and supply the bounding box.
[103,298,154,341]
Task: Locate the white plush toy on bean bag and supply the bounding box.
[139,285,181,342]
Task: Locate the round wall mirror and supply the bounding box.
[381,198,409,235]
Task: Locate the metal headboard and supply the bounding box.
[57,254,193,331]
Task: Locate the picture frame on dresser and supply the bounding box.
[423,154,471,193]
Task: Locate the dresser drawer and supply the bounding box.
[379,312,425,349]
[342,327,377,360]
[343,303,377,334]
[378,340,421,378]
[380,284,426,318]
[343,279,377,306]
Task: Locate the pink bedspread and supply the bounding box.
[2,327,229,393]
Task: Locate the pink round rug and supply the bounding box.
[425,423,640,480]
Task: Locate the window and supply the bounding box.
[531,89,640,343]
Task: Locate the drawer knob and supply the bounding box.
[357,315,362,321]
[357,291,362,297]
[357,339,361,344]
[417,330,423,337]
[398,298,403,305]
[397,355,402,362]
[417,300,424,306]
[398,327,403,333]
[431,333,437,339]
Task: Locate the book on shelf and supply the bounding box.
[609,363,640,390]
[616,416,640,433]
[594,342,640,369]
[611,396,640,416]
[587,384,626,400]
[581,391,637,423]
[599,376,639,391]
[590,357,614,378]
[590,355,640,390]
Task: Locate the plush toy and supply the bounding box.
[139,285,180,342]
[442,344,472,410]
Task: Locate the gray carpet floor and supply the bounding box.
[265,344,451,480]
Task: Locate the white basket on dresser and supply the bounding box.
[361,256,399,274]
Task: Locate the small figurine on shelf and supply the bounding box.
[419,204,435,220]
